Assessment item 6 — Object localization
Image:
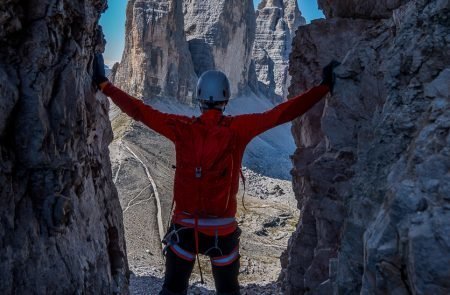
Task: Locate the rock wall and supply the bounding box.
[253,0,305,102]
[282,0,450,294]
[318,0,410,19]
[0,0,128,293]
[114,0,197,103]
[183,0,256,97]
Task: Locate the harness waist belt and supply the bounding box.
[179,217,236,227]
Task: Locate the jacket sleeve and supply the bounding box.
[233,85,329,142]
[102,82,188,142]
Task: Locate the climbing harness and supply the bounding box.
[162,217,240,284]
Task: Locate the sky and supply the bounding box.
[100,1,325,66]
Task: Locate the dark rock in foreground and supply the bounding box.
[283,0,450,294]
[0,0,128,293]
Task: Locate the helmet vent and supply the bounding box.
[223,90,227,97]
[209,96,214,101]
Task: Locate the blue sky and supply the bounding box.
[100,1,324,66]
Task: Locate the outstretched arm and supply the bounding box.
[93,54,185,142]
[103,82,186,141]
[233,60,340,141]
[233,84,329,140]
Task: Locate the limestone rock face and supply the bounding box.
[183,0,256,97]
[253,0,306,102]
[0,0,128,294]
[318,0,411,19]
[114,0,197,103]
[283,0,450,294]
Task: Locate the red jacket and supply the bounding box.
[103,83,329,234]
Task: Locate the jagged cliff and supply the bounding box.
[114,0,302,103]
[113,0,197,103]
[183,0,256,96]
[252,0,305,102]
[282,0,450,294]
[0,0,128,294]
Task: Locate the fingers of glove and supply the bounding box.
[94,53,106,77]
[324,60,341,74]
[329,60,341,69]
[322,68,333,85]
[322,60,341,86]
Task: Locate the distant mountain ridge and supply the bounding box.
[112,0,304,103]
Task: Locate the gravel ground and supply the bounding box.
[130,266,282,295]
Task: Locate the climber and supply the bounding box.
[92,53,339,295]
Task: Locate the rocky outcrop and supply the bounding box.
[183,0,256,97]
[0,0,128,293]
[114,0,304,102]
[114,0,197,103]
[282,0,450,294]
[252,0,305,102]
[318,0,410,19]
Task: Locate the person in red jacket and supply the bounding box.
[93,54,339,295]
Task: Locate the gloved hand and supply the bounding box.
[320,60,341,94]
[93,53,108,89]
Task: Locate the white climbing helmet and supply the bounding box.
[196,70,231,107]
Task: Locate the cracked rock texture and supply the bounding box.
[318,0,410,19]
[113,0,300,103]
[183,0,256,96]
[252,0,305,102]
[282,0,450,294]
[0,0,128,293]
[113,0,197,104]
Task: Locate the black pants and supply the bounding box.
[160,224,241,295]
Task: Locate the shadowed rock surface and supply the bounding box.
[318,0,410,19]
[282,0,450,294]
[0,0,128,294]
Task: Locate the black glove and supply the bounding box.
[93,53,108,88]
[320,60,341,94]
